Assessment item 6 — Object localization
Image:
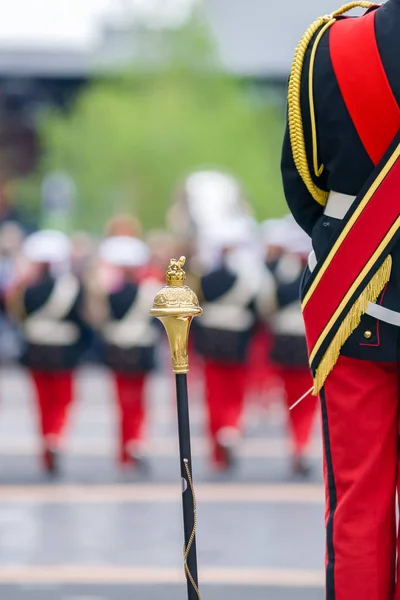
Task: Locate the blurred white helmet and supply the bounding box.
[177,170,252,234]
[261,216,311,255]
[281,215,312,255]
[185,170,241,218]
[98,236,150,267]
[23,230,71,264]
[261,219,286,245]
[205,219,251,250]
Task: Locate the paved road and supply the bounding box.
[0,586,323,600]
[0,366,325,599]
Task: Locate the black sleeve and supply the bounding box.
[276,277,302,309]
[281,30,329,237]
[69,288,94,347]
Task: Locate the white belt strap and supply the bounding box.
[324,191,356,220]
[29,274,80,321]
[365,303,400,327]
[308,251,400,328]
[24,320,80,345]
[199,304,255,332]
[308,251,317,272]
[102,279,161,348]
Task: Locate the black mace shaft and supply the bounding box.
[175,374,199,598]
[150,256,203,600]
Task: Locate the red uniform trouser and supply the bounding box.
[321,355,400,600]
[279,367,317,455]
[31,371,73,445]
[247,329,282,406]
[204,360,247,464]
[114,373,146,463]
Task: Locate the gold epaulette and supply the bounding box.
[287,2,374,206]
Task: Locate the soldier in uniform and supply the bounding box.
[95,236,161,470]
[265,217,316,476]
[193,223,275,471]
[282,2,400,598]
[104,214,142,239]
[6,230,91,475]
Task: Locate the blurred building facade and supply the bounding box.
[0,0,363,179]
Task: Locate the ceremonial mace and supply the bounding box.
[150,257,202,600]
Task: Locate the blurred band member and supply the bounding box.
[267,218,317,476]
[145,229,178,281]
[6,230,91,475]
[246,219,291,409]
[104,214,142,239]
[193,223,275,471]
[96,236,161,470]
[70,231,95,280]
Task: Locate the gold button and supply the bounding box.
[364,330,372,339]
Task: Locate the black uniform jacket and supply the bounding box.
[193,266,258,363]
[101,282,157,374]
[268,259,309,369]
[281,0,400,362]
[21,273,91,371]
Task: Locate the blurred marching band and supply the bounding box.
[0,171,318,478]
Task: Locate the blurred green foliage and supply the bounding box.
[16,20,287,232]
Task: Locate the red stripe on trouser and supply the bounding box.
[203,360,247,463]
[322,356,399,600]
[279,367,317,454]
[114,373,146,463]
[31,371,73,443]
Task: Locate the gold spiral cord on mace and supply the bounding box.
[183,459,202,599]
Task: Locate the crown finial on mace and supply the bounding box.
[166,256,187,287]
[150,256,203,374]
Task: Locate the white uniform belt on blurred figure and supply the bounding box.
[308,190,400,327]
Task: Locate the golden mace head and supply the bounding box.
[150,256,202,374]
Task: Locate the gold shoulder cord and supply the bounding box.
[287,2,374,206]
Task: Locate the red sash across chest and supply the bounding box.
[330,9,400,163]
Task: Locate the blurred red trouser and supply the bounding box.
[321,355,400,600]
[204,360,247,465]
[31,371,73,444]
[246,328,282,407]
[114,373,146,463]
[279,367,317,456]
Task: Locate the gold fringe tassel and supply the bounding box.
[312,255,392,394]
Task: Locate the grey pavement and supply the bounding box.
[0,454,323,485]
[0,585,323,600]
[0,366,325,599]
